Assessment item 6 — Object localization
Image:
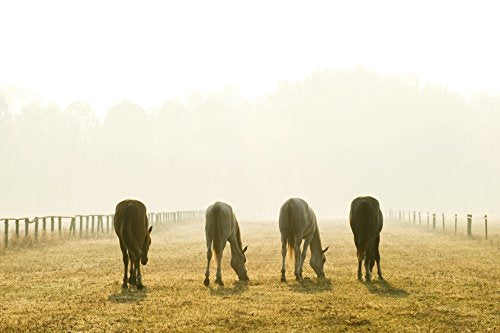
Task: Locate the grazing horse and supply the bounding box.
[279,198,328,282]
[204,201,249,286]
[349,196,383,282]
[114,199,152,290]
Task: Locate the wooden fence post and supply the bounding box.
[442,213,445,231]
[51,216,55,232]
[427,212,429,227]
[35,218,39,240]
[418,212,421,224]
[58,217,62,235]
[484,215,488,240]
[80,216,83,238]
[106,215,110,233]
[432,213,436,229]
[15,219,20,239]
[85,216,89,235]
[467,214,472,237]
[25,218,29,238]
[42,217,46,232]
[4,219,8,248]
[91,216,95,234]
[454,214,457,234]
[70,217,75,235]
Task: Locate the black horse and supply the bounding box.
[349,196,383,282]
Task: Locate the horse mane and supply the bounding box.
[235,218,243,252]
[310,224,323,255]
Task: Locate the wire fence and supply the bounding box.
[1,210,205,249]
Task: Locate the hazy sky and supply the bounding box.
[1,0,499,114]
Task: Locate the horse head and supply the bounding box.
[310,246,328,278]
[230,245,249,281]
[141,226,153,265]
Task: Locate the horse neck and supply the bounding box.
[229,241,244,258]
[309,226,323,256]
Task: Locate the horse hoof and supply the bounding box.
[378,275,384,281]
[121,283,128,289]
[215,279,224,286]
[137,284,144,290]
[365,276,371,283]
[129,278,136,285]
[203,278,210,286]
[281,276,286,282]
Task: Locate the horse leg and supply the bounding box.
[374,235,383,280]
[294,239,303,281]
[369,243,376,274]
[136,258,144,290]
[215,242,226,286]
[300,234,313,279]
[364,247,372,282]
[280,234,287,282]
[128,253,136,285]
[204,248,212,287]
[355,236,362,280]
[119,240,128,289]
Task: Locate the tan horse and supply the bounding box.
[204,201,248,286]
[114,199,152,290]
[349,196,383,282]
[279,198,328,282]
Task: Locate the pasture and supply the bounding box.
[0,218,498,332]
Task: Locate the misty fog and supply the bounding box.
[1,68,499,218]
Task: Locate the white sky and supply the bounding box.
[1,0,499,115]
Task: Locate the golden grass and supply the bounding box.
[0,219,498,332]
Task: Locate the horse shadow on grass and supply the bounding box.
[108,287,148,303]
[363,279,409,298]
[210,280,249,297]
[289,277,332,294]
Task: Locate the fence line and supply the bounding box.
[1,210,204,249]
[387,209,491,240]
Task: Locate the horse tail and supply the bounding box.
[210,206,223,265]
[121,203,142,259]
[353,197,378,261]
[283,200,297,261]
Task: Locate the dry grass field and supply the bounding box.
[0,218,499,332]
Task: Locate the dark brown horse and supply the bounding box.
[114,199,152,290]
[349,196,383,282]
[204,201,248,286]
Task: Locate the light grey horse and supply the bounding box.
[204,201,249,286]
[279,198,328,282]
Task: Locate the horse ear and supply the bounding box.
[323,247,329,253]
[148,226,153,233]
[242,246,248,253]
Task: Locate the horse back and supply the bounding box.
[349,196,382,238]
[114,199,148,254]
[205,201,236,261]
[279,198,316,239]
